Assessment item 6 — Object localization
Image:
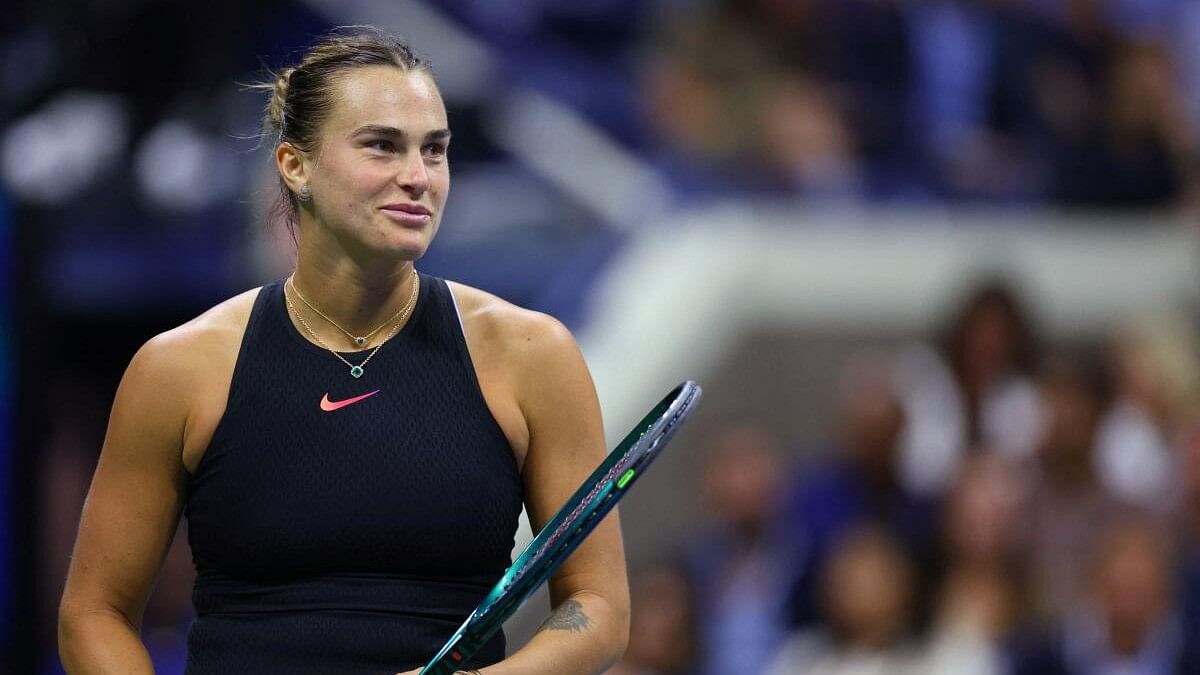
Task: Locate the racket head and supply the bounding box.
[419,381,701,674]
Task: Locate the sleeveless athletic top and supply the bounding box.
[183,274,524,674]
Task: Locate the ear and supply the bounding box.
[276,142,309,196]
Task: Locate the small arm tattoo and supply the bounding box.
[536,599,593,634]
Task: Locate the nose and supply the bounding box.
[394,149,430,197]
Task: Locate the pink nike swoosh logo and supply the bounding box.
[320,389,381,412]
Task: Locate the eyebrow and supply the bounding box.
[349,125,451,142]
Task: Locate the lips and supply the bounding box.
[381,203,431,216]
[380,203,432,226]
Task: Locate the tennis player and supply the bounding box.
[57,27,629,674]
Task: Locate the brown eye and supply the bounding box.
[423,143,447,158]
[368,140,394,152]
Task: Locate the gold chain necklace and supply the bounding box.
[284,273,420,378]
[289,275,411,347]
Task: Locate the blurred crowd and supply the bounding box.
[640,0,1200,206]
[607,282,1200,675]
[6,0,1200,221]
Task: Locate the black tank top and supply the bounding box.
[184,274,523,674]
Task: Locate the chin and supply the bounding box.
[381,231,434,261]
[372,215,437,254]
[367,240,426,263]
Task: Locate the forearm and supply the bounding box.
[59,607,155,674]
[479,591,629,675]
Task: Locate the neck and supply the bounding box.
[290,248,419,340]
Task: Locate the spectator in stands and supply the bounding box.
[896,280,1042,496]
[640,0,788,196]
[1025,352,1130,620]
[681,421,791,675]
[782,351,939,629]
[640,0,866,198]
[926,456,1030,675]
[1048,40,1196,207]
[759,73,863,200]
[1011,516,1200,674]
[1096,308,1200,513]
[766,525,920,675]
[903,0,1047,201]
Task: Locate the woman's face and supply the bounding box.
[300,65,450,261]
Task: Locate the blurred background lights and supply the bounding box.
[1,92,128,206]
[134,119,239,212]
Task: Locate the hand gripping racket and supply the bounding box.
[419,381,702,674]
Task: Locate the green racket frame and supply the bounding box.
[419,381,702,674]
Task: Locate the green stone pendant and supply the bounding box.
[350,365,364,378]
[354,337,366,346]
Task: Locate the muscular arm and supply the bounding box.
[481,314,631,675]
[58,333,194,673]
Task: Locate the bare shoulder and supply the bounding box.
[106,287,263,473]
[123,287,261,416]
[444,282,584,463]
[445,280,597,433]
[445,281,576,360]
[139,287,260,373]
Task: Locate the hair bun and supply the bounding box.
[267,67,295,133]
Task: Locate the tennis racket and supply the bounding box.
[419,380,702,675]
